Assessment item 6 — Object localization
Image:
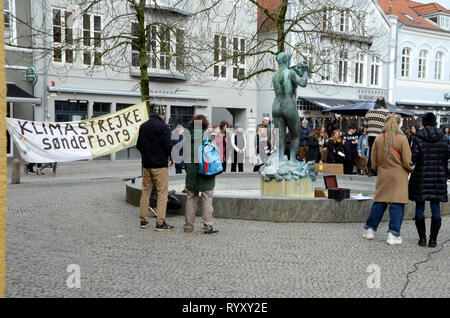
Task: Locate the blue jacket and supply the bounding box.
[357,134,370,157]
[299,126,312,147]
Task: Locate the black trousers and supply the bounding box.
[231,163,243,172]
[231,150,244,172]
[344,152,357,174]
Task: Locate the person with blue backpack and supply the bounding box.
[184,114,220,234]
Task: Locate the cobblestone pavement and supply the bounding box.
[6,160,255,184]
[5,164,450,297]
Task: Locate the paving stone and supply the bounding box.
[5,164,450,297]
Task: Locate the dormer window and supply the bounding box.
[441,15,450,30]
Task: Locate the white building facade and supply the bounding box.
[377,0,450,127]
[5,0,259,160]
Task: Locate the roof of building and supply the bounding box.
[410,2,450,15]
[378,0,449,31]
[257,0,281,33]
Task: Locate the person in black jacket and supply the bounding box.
[136,105,175,231]
[306,128,321,163]
[409,113,450,247]
[327,130,345,164]
[407,125,418,148]
[342,124,359,174]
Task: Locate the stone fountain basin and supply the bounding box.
[126,173,450,223]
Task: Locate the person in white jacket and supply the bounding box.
[231,123,247,172]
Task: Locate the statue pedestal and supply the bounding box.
[261,179,285,197]
[299,178,314,198]
[261,178,314,198]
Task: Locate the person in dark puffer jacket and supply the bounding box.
[409,112,450,247]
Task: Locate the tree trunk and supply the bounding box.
[276,0,288,54]
[136,0,150,113]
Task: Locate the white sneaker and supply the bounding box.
[386,232,402,245]
[363,228,375,240]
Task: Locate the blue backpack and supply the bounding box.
[198,140,224,176]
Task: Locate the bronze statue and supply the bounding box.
[272,52,311,162]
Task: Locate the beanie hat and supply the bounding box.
[235,123,242,129]
[302,119,308,125]
[422,112,437,127]
[152,105,166,115]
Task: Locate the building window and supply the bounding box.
[83,14,90,64]
[132,24,183,72]
[83,51,91,65]
[170,106,194,129]
[338,51,348,83]
[434,51,443,81]
[441,16,450,30]
[52,8,74,64]
[131,23,139,67]
[93,15,102,65]
[93,102,111,117]
[322,8,332,31]
[55,100,88,122]
[370,56,381,86]
[116,103,134,111]
[148,25,157,69]
[54,47,62,63]
[354,12,366,34]
[4,0,15,45]
[176,29,185,72]
[214,34,227,78]
[339,9,350,33]
[401,47,411,78]
[160,26,170,70]
[354,53,365,85]
[65,12,74,62]
[53,9,62,62]
[320,48,332,81]
[82,13,102,66]
[232,37,245,80]
[418,49,428,79]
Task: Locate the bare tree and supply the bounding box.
[5,0,221,113]
[5,0,388,106]
[187,0,388,93]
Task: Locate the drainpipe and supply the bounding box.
[42,0,49,122]
[30,0,35,120]
[387,15,398,106]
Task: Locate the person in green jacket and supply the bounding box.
[184,114,219,234]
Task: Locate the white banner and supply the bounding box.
[6,102,149,163]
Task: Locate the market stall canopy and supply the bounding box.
[301,97,360,110]
[324,101,415,117]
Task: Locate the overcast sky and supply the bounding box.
[411,0,450,9]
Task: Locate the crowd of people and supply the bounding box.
[136,102,449,248]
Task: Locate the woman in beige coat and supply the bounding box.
[363,115,414,245]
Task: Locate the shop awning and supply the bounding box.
[6,83,41,104]
[396,102,450,109]
[301,97,360,109]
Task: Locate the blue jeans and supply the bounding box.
[364,202,405,237]
[415,201,441,219]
